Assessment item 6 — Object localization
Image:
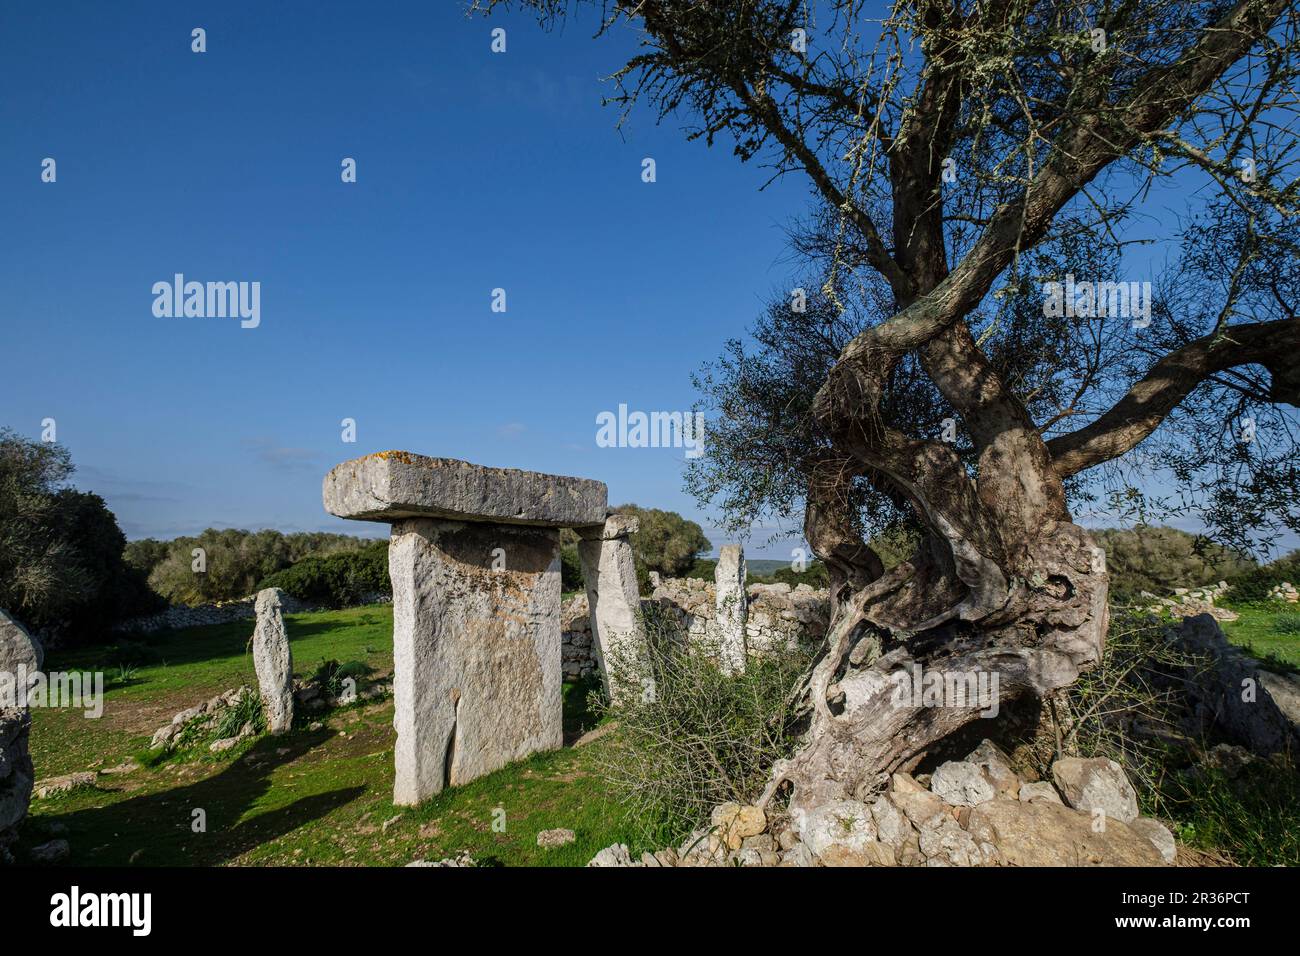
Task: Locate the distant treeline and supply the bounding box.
[125,529,382,607]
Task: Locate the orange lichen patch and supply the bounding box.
[368,450,421,464]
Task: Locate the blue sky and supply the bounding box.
[2,2,1293,560]
[0,1,813,554]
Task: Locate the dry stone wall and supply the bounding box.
[559,577,831,678]
[112,591,327,635]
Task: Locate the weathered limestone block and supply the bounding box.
[0,610,39,857]
[0,609,42,691]
[389,518,562,805]
[323,452,607,527]
[715,545,748,675]
[577,515,647,701]
[252,588,294,734]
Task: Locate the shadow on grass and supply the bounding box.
[40,728,365,866]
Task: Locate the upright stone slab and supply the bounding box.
[0,610,39,858]
[252,588,294,734]
[324,453,607,805]
[577,515,647,702]
[0,609,42,688]
[715,545,748,675]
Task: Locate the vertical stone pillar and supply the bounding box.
[577,515,648,702]
[389,519,562,804]
[323,453,607,806]
[0,610,39,859]
[715,545,748,675]
[252,588,294,734]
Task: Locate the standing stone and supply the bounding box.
[390,519,561,804]
[577,515,647,702]
[252,588,294,734]
[715,545,748,675]
[0,610,39,859]
[0,609,42,689]
[324,453,608,805]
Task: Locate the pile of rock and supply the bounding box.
[148,686,257,752]
[1268,581,1298,603]
[589,744,1174,867]
[294,674,392,713]
[1143,581,1238,621]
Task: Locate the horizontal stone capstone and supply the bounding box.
[323,452,608,527]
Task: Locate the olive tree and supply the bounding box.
[495,0,1300,814]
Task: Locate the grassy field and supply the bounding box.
[23,605,648,867]
[21,600,1299,868]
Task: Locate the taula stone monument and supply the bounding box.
[323,452,610,805]
[252,588,294,734]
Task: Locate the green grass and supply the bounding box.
[1166,762,1300,867]
[1220,604,1300,669]
[22,605,642,866]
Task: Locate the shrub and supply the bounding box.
[1274,613,1300,635]
[591,605,816,847]
[766,562,829,588]
[1038,609,1215,816]
[258,541,389,608]
[0,428,160,638]
[612,504,711,576]
[310,658,374,698]
[211,689,265,740]
[1091,526,1256,602]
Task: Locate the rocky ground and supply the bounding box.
[589,743,1176,867]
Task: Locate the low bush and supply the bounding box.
[591,605,815,847]
[258,542,389,608]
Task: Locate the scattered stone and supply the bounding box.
[799,800,877,858]
[966,798,1162,866]
[890,788,948,830]
[1018,781,1064,805]
[1051,756,1139,823]
[966,739,1022,800]
[919,817,999,867]
[208,736,243,753]
[587,843,638,867]
[930,760,996,806]
[29,839,70,865]
[537,827,576,848]
[820,840,897,867]
[407,851,475,867]
[711,802,766,850]
[33,771,96,799]
[778,843,820,867]
[871,795,918,850]
[891,771,925,794]
[252,588,294,734]
[100,759,140,776]
[1130,817,1177,864]
[381,814,403,833]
